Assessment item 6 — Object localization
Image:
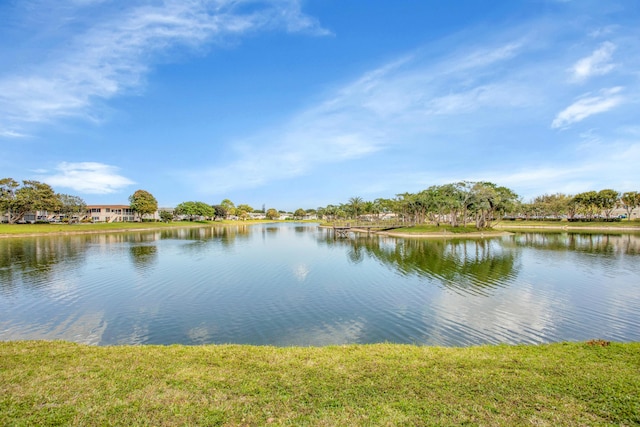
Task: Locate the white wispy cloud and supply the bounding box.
[44,162,134,194]
[0,129,28,138]
[571,41,617,81]
[183,11,639,202]
[551,86,624,129]
[190,41,532,194]
[0,0,328,138]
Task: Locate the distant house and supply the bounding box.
[2,210,51,223]
[84,205,139,222]
[248,212,267,220]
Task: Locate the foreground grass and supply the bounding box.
[1,341,638,426]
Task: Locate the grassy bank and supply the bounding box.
[493,220,640,234]
[1,341,638,426]
[389,224,505,235]
[495,219,640,228]
[0,220,267,237]
[387,221,640,237]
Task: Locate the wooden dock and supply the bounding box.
[327,222,409,238]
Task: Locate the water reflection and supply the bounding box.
[163,225,250,244]
[319,233,518,296]
[0,236,86,295]
[509,232,640,255]
[1,225,639,346]
[129,245,158,269]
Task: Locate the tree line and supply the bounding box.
[315,182,640,227]
[172,199,284,222]
[0,178,161,224]
[3,176,638,226]
[0,178,87,224]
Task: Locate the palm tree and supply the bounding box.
[348,196,364,221]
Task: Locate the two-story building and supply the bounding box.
[84,205,139,222]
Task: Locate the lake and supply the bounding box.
[1,223,639,346]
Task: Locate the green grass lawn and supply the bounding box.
[392,224,501,234]
[0,220,268,235]
[493,220,640,234]
[1,341,638,426]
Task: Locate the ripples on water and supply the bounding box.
[1,225,639,346]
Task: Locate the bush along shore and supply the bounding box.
[1,341,639,426]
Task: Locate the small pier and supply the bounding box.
[328,222,409,238]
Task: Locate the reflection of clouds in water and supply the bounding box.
[275,319,366,346]
[292,264,309,282]
[115,323,149,345]
[187,324,213,344]
[110,305,160,345]
[0,311,107,345]
[427,284,558,345]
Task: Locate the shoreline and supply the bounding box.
[0,221,253,239]
[2,221,639,239]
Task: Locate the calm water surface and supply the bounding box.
[1,223,639,346]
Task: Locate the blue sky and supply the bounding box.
[1,0,639,211]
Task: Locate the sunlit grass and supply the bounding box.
[393,224,502,234]
[0,220,273,235]
[1,341,638,426]
[494,219,640,234]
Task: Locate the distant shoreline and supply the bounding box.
[320,222,640,239]
[2,221,639,239]
[0,221,253,239]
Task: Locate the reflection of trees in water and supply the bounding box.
[509,233,640,256]
[294,225,316,233]
[129,245,158,269]
[0,237,85,294]
[161,226,250,247]
[317,232,518,293]
[264,226,279,233]
[378,238,517,292]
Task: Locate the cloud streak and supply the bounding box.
[44,162,134,194]
[0,0,328,137]
[187,14,640,202]
[551,87,624,129]
[571,41,617,82]
[190,39,536,194]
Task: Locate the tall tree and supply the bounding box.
[159,210,174,223]
[0,178,20,223]
[174,201,198,220]
[265,208,279,220]
[220,199,236,217]
[58,194,86,219]
[597,189,619,219]
[573,191,599,220]
[11,180,61,223]
[469,182,518,229]
[348,196,364,220]
[129,189,158,221]
[174,201,214,220]
[294,208,306,219]
[212,205,227,220]
[620,191,639,221]
[236,204,253,220]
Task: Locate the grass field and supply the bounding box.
[1,341,638,426]
[492,220,640,234]
[2,219,640,237]
[0,220,265,236]
[389,224,504,234]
